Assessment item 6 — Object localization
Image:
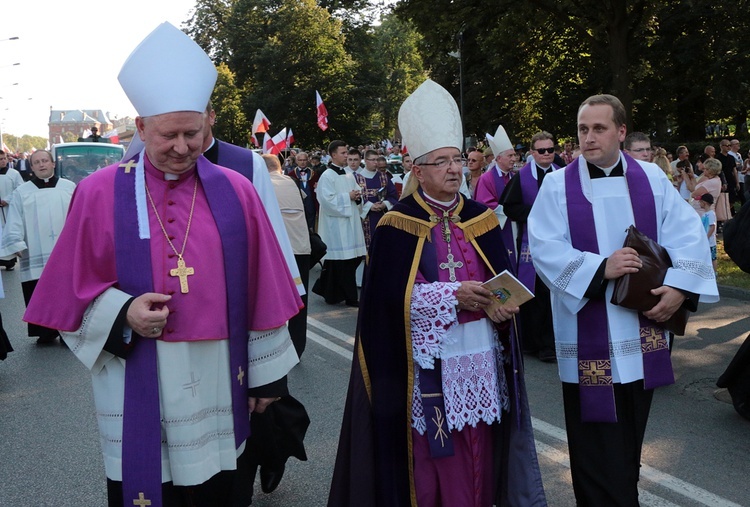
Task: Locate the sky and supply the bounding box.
[2,0,198,138]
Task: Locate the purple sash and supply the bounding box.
[518,164,538,291]
[492,168,517,274]
[116,157,249,506]
[565,154,674,422]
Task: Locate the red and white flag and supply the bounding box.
[269,128,287,155]
[103,129,120,144]
[263,132,273,154]
[249,134,259,147]
[252,109,271,134]
[316,91,328,131]
[286,128,295,147]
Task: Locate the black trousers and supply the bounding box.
[288,254,310,358]
[312,257,362,304]
[519,275,554,353]
[562,380,654,507]
[22,279,59,339]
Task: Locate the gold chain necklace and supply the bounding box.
[145,175,198,293]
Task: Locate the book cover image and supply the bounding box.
[481,269,535,312]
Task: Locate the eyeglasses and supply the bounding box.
[535,147,555,154]
[631,148,652,153]
[365,158,378,161]
[418,157,463,170]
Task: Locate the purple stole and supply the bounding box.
[216,139,254,181]
[491,168,518,274]
[517,163,557,291]
[565,154,674,422]
[115,155,250,506]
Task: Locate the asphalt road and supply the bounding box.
[1,264,748,506]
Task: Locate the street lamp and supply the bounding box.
[0,37,19,42]
[448,27,465,150]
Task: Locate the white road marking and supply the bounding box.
[307,322,743,507]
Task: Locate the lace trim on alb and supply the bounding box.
[674,259,716,280]
[410,281,460,369]
[553,253,586,291]
[412,346,509,434]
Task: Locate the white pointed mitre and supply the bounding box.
[118,22,217,116]
[398,79,462,160]
[486,125,512,156]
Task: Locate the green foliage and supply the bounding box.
[2,133,48,153]
[211,62,250,146]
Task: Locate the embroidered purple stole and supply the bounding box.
[491,168,518,274]
[565,154,674,422]
[115,156,249,507]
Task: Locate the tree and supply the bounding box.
[211,62,250,146]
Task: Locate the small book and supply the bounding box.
[481,270,535,312]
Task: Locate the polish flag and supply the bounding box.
[270,128,288,155]
[263,132,273,154]
[249,133,259,147]
[252,109,271,134]
[316,91,328,131]
[103,129,120,144]
[286,128,295,147]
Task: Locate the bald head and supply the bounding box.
[262,154,282,174]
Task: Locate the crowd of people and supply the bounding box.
[0,20,735,507]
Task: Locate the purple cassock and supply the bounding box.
[354,170,399,250]
[475,166,518,274]
[24,153,302,506]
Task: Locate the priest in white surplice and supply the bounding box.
[0,151,23,270]
[23,23,301,507]
[528,94,718,506]
[2,149,75,344]
[312,140,366,306]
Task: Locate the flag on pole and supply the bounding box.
[249,133,259,148]
[316,91,328,131]
[263,132,273,154]
[286,128,295,147]
[270,128,287,155]
[385,139,393,150]
[252,109,271,134]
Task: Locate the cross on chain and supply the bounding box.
[439,253,463,282]
[119,160,138,174]
[133,492,151,506]
[237,366,245,386]
[170,257,195,294]
[182,372,201,397]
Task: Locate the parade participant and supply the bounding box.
[2,149,75,345]
[465,149,485,198]
[312,140,366,307]
[288,151,319,229]
[24,22,302,506]
[328,79,546,507]
[0,151,22,270]
[500,130,561,362]
[623,132,653,162]
[357,148,398,250]
[475,125,518,273]
[201,101,305,296]
[528,94,719,506]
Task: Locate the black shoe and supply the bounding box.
[538,349,557,363]
[260,463,285,493]
[5,266,13,271]
[36,335,57,345]
[345,300,359,308]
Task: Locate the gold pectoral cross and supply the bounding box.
[439,253,464,282]
[133,492,152,506]
[170,256,194,293]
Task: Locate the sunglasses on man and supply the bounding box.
[535,147,555,154]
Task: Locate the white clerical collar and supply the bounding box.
[361,169,377,178]
[595,157,621,177]
[204,137,216,152]
[423,191,456,207]
[165,173,180,181]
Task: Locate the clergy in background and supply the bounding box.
[0,150,23,271]
[328,79,546,507]
[2,149,75,345]
[500,130,561,362]
[475,125,519,274]
[356,148,398,250]
[528,94,719,505]
[24,22,302,507]
[312,140,366,307]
